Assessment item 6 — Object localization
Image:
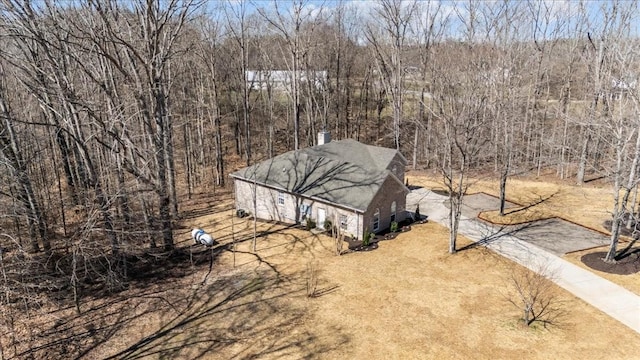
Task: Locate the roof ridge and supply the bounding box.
[305,139,376,170]
[363,142,399,171]
[230,140,405,212]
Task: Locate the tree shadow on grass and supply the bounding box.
[180,203,235,221]
[69,245,228,301]
[179,189,234,221]
[105,274,346,360]
[5,206,349,359]
[14,265,349,360]
[500,191,558,217]
[7,245,222,359]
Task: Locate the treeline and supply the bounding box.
[0,0,638,319]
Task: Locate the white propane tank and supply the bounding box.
[191,228,214,246]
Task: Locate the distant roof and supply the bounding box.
[230,139,407,212]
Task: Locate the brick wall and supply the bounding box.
[364,176,408,234]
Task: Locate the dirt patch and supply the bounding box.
[347,241,379,252]
[581,251,640,275]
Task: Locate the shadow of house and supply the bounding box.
[230,134,409,240]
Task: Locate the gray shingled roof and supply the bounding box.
[230,139,405,212]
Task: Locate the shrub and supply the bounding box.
[362,229,375,247]
[323,219,333,232]
[306,217,316,230]
[390,221,399,233]
[506,261,564,328]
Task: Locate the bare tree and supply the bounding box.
[86,0,199,249]
[1,1,120,255]
[364,0,417,149]
[431,1,491,254]
[0,65,48,253]
[253,24,278,158]
[198,13,226,187]
[488,1,534,216]
[505,261,565,328]
[576,1,626,185]
[599,2,640,262]
[258,0,322,150]
[410,0,448,170]
[225,0,254,166]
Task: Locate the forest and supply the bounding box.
[0,0,639,354]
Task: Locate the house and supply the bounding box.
[230,132,408,240]
[611,77,637,100]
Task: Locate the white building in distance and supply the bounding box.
[245,70,328,91]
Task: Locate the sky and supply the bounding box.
[209,0,638,41]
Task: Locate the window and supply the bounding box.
[300,204,311,219]
[373,208,380,231]
[340,214,348,230]
[390,201,396,223]
[277,192,285,205]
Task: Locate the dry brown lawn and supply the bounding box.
[6,176,640,359]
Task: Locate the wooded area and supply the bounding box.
[0,0,639,354]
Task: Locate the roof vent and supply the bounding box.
[318,130,331,145]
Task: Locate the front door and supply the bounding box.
[317,208,326,229]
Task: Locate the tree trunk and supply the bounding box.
[627,185,638,229]
[499,168,508,216]
[576,130,590,185]
[605,127,640,262]
[165,116,178,219]
[0,88,47,253]
[412,125,419,170]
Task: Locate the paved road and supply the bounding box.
[407,189,640,335]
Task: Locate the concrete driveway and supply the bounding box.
[408,188,610,256]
